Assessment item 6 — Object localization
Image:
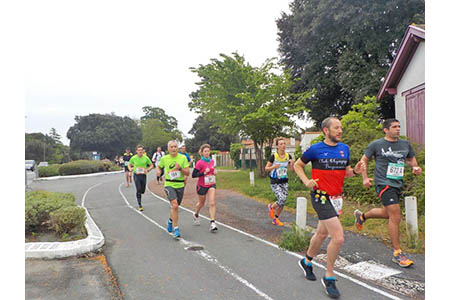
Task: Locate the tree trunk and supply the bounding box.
[254,140,265,177]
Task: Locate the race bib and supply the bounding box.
[387,162,404,180]
[124,161,129,166]
[168,170,181,180]
[204,175,216,185]
[329,195,343,215]
[136,167,145,175]
[276,167,288,179]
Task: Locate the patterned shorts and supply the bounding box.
[270,183,289,207]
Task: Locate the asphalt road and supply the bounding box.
[28,171,407,300]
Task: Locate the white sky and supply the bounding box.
[25,0,298,145]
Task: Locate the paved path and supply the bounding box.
[27,170,423,299]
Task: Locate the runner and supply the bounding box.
[179,145,193,167]
[293,117,364,299]
[152,146,165,184]
[354,118,422,268]
[128,145,153,211]
[123,148,133,187]
[265,138,293,226]
[192,144,218,232]
[157,140,190,238]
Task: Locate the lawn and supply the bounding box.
[216,168,425,254]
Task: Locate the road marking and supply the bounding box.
[119,183,274,300]
[147,187,402,300]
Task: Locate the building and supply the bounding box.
[300,132,321,152]
[377,24,425,145]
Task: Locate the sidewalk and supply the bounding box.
[148,172,425,299]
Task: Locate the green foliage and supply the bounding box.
[277,0,425,124]
[229,143,243,167]
[294,145,303,160]
[25,131,70,164]
[50,206,86,235]
[38,164,61,177]
[58,160,116,176]
[25,191,76,230]
[141,106,178,132]
[278,224,311,252]
[264,146,273,162]
[141,118,183,154]
[67,113,141,159]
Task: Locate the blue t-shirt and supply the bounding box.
[179,152,191,162]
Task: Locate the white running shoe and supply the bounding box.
[210,221,218,232]
[193,213,200,226]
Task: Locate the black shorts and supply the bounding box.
[376,185,401,206]
[124,165,131,172]
[310,191,338,221]
[197,184,216,196]
[164,186,185,205]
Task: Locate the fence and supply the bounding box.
[214,153,235,167]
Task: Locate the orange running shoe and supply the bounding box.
[354,209,365,230]
[268,203,275,219]
[272,218,284,226]
[392,251,414,268]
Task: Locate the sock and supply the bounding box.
[275,215,279,219]
[169,218,173,223]
[325,277,336,281]
[394,249,402,256]
[362,213,366,221]
[174,226,178,230]
[210,220,215,223]
[306,254,313,262]
[195,214,199,218]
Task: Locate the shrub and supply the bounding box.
[38,164,61,177]
[278,224,311,252]
[230,143,243,168]
[59,160,118,175]
[50,206,86,235]
[25,191,76,230]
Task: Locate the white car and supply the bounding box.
[38,161,49,167]
[25,160,36,171]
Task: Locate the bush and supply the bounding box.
[38,164,61,177]
[278,224,311,252]
[59,160,117,175]
[230,143,243,167]
[25,191,76,230]
[50,206,86,235]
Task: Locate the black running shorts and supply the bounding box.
[310,191,338,220]
[376,185,401,206]
[197,184,216,196]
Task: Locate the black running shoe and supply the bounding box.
[298,258,316,281]
[321,277,340,299]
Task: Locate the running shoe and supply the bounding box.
[138,206,143,211]
[272,218,284,226]
[210,221,218,232]
[193,213,200,226]
[173,227,180,238]
[354,209,365,230]
[268,203,275,219]
[298,258,316,281]
[321,277,340,299]
[392,251,414,268]
[167,219,173,233]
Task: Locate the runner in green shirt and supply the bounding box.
[157,140,190,238]
[128,145,153,211]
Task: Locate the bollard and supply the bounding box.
[212,154,217,167]
[249,171,255,186]
[405,196,419,246]
[25,168,28,188]
[296,197,307,230]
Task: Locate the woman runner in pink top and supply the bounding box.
[191,144,218,232]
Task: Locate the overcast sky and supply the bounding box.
[24,0,300,145]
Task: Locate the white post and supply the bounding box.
[212,154,217,167]
[296,197,307,230]
[249,171,255,186]
[405,196,418,241]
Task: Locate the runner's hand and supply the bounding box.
[354,161,365,174]
[305,178,319,189]
[363,178,373,188]
[174,162,181,170]
[273,164,281,169]
[412,166,422,175]
[205,168,210,174]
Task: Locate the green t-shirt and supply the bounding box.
[158,154,189,188]
[129,154,152,174]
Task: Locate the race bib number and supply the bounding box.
[276,167,288,179]
[204,175,216,185]
[136,167,145,175]
[387,162,404,180]
[124,161,129,166]
[330,195,343,215]
[168,170,181,180]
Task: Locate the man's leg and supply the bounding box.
[304,220,329,263]
[321,217,345,278]
[385,204,402,250]
[170,199,179,227]
[364,207,389,219]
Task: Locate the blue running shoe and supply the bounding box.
[299,258,316,281]
[321,277,340,299]
[167,219,173,233]
[173,227,180,238]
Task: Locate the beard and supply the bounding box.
[329,134,341,143]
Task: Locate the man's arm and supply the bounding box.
[293,158,318,189]
[406,157,422,175]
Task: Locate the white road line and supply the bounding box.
[119,183,274,300]
[147,187,402,300]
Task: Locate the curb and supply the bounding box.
[25,206,104,259]
[35,170,123,181]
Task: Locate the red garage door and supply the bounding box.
[405,89,425,145]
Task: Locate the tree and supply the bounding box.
[141,106,178,132]
[185,115,239,153]
[66,113,141,159]
[189,53,311,176]
[140,118,182,154]
[277,0,425,125]
[25,132,70,164]
[49,128,61,143]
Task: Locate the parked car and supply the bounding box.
[25,160,36,171]
[38,161,48,167]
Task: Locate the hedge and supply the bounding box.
[50,206,86,234]
[38,164,61,177]
[59,160,119,176]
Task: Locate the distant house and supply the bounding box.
[240,137,300,159]
[377,24,425,145]
[300,132,321,152]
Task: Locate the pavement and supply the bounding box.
[25,170,425,299]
